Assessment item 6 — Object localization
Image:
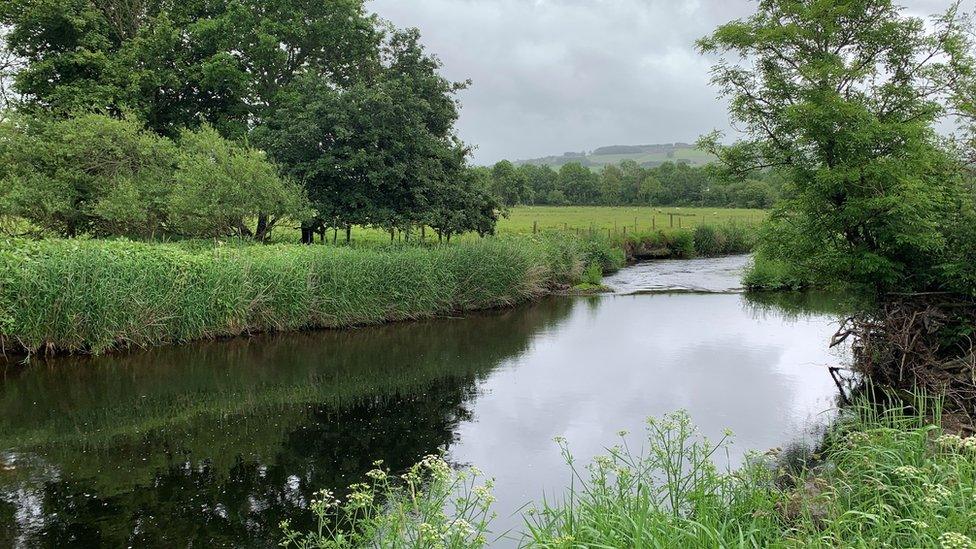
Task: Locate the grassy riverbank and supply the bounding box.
[0,236,589,355]
[0,222,756,356]
[285,401,976,548]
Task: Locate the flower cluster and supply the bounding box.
[940,532,975,549]
[936,434,976,453]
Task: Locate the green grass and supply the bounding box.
[264,207,766,245]
[745,254,819,291]
[0,235,596,355]
[286,400,976,548]
[501,206,766,235]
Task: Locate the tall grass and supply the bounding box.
[0,236,590,354]
[285,401,976,548]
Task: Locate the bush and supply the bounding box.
[0,113,176,238]
[169,126,312,238]
[0,114,310,240]
[581,262,603,285]
[743,254,813,290]
[581,236,626,273]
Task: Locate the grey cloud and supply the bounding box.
[369,0,974,164]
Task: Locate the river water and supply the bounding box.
[0,255,848,547]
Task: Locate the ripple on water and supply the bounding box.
[603,254,753,294]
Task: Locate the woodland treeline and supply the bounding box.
[0,0,500,242]
[485,160,781,208]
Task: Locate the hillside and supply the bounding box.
[516,143,715,169]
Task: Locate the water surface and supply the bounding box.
[0,259,847,547]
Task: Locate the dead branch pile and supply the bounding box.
[832,296,976,434]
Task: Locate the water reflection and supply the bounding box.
[0,288,848,547]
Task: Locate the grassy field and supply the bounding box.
[266,206,767,244]
[501,206,766,235]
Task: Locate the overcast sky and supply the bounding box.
[368,0,972,165]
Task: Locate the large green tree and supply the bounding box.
[699,0,973,291]
[490,160,530,206]
[0,0,380,139]
[254,28,472,242]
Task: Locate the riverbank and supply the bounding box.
[0,236,589,355]
[0,224,756,356]
[285,400,976,548]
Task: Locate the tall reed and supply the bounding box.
[0,236,587,354]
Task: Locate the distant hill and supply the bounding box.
[515,142,715,169]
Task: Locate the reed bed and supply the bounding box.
[0,236,588,355]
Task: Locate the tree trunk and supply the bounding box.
[333,227,338,244]
[254,214,269,242]
[300,225,314,244]
[345,225,351,243]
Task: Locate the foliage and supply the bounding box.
[698,0,975,292]
[744,255,816,291]
[0,235,599,354]
[0,1,490,240]
[0,0,380,138]
[288,403,976,548]
[280,456,495,549]
[169,126,312,238]
[254,28,476,239]
[499,160,780,209]
[490,160,530,207]
[0,114,309,239]
[0,113,175,238]
[610,224,754,260]
[580,263,603,286]
[525,403,976,548]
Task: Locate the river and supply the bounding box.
[0,255,848,547]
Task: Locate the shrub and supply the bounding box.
[581,236,626,273]
[169,126,312,238]
[663,230,695,258]
[744,254,813,290]
[581,262,603,285]
[0,114,310,240]
[0,113,176,238]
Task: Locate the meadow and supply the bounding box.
[502,205,766,234]
[266,206,767,244]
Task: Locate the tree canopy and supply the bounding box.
[699,0,975,292]
[0,0,496,242]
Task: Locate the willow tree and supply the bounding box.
[698,0,973,291]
